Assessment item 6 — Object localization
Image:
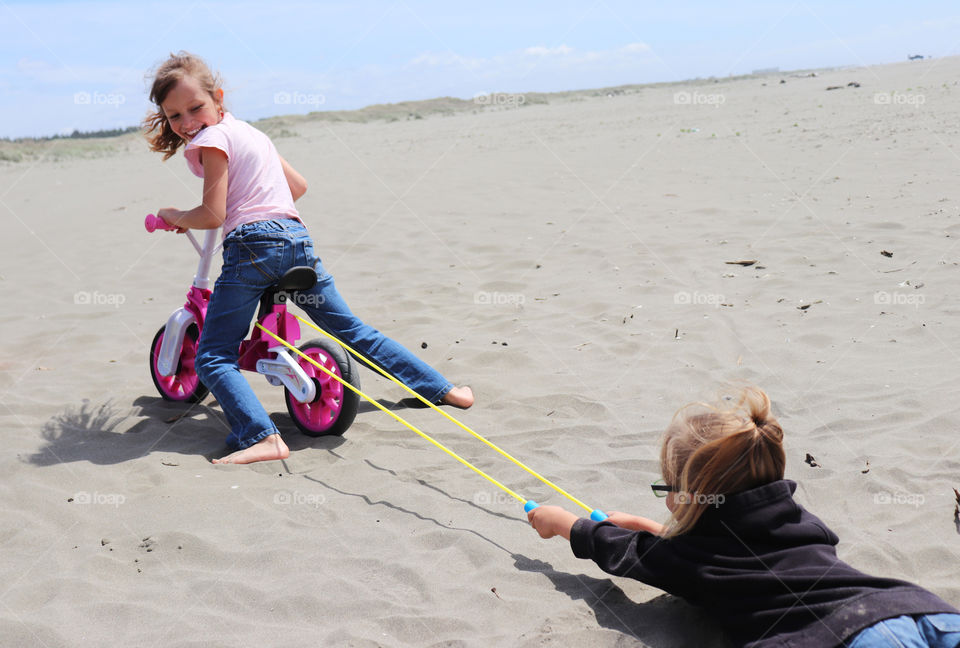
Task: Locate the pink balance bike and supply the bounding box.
[144,214,360,436]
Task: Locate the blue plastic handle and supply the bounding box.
[523,500,539,513]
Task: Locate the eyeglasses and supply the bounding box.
[651,479,678,498]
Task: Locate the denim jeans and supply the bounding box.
[195,219,453,450]
[847,613,960,647]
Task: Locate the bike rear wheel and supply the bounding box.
[284,337,359,436]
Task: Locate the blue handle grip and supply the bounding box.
[524,500,539,513]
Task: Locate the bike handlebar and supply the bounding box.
[144,213,176,232]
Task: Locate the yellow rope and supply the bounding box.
[292,314,594,514]
[255,323,526,504]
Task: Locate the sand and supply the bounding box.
[1,56,959,647]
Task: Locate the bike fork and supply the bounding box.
[257,349,317,403]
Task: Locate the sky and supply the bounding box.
[2,1,959,139]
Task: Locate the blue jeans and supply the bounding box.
[847,613,960,647]
[195,219,453,450]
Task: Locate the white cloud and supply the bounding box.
[407,41,653,71]
[620,42,652,54]
[524,45,574,57]
[407,52,485,69]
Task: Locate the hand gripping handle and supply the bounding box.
[144,213,176,232]
[523,500,608,521]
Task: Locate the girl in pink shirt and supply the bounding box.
[143,52,473,464]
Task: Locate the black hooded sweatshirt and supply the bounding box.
[570,480,957,647]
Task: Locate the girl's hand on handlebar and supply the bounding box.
[158,208,188,233]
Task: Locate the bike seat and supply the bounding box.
[271,266,317,293]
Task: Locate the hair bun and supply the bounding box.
[756,417,783,442]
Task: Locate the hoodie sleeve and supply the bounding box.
[570,519,667,586]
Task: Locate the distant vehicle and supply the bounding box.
[908,54,925,60]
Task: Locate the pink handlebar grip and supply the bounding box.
[145,213,175,232]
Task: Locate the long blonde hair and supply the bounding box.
[660,386,785,537]
[142,52,223,160]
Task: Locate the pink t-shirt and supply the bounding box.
[184,112,301,236]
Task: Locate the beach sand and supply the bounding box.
[2,56,959,647]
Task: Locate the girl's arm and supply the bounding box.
[279,155,307,201]
[528,506,666,539]
[158,147,228,230]
[605,511,666,535]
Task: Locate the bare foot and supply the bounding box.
[212,433,289,465]
[441,385,474,409]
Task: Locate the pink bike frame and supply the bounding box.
[144,214,306,391]
[145,214,359,436]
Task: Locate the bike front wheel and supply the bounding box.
[149,324,209,403]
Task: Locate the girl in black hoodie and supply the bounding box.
[527,387,959,647]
